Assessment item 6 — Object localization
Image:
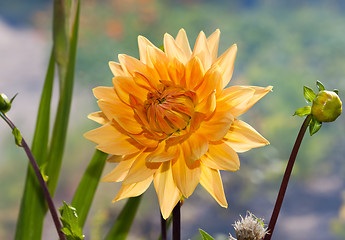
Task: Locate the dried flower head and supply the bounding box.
[85,29,271,219]
[229,212,268,240]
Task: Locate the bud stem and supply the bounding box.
[264,115,311,240]
[0,112,66,240]
[161,213,167,240]
[173,201,181,240]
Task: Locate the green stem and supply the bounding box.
[0,113,66,240]
[264,115,311,240]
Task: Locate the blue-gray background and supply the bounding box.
[1,0,345,239]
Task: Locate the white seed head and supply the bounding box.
[229,212,268,240]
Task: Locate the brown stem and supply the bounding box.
[161,213,167,240]
[264,115,311,240]
[172,201,181,240]
[0,113,66,240]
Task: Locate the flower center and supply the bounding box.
[144,84,196,135]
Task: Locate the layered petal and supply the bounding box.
[214,44,237,89]
[175,28,192,59]
[154,162,182,219]
[224,119,269,152]
[113,176,153,202]
[204,141,240,171]
[200,163,227,207]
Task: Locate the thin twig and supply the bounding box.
[1,113,66,240]
[161,213,167,240]
[264,115,311,240]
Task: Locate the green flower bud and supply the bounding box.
[0,93,11,113]
[311,90,342,122]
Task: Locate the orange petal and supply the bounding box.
[106,155,122,163]
[175,28,192,59]
[207,29,220,63]
[101,156,137,182]
[138,35,156,64]
[195,90,216,119]
[113,176,153,202]
[196,64,222,102]
[224,119,269,153]
[214,44,237,89]
[154,161,182,219]
[172,148,201,198]
[123,151,161,184]
[167,58,185,86]
[113,76,148,105]
[93,86,117,101]
[164,33,188,64]
[146,142,180,163]
[192,31,211,70]
[204,142,240,171]
[200,163,227,207]
[199,110,234,141]
[184,56,205,90]
[232,86,273,117]
[97,100,143,135]
[88,111,108,125]
[109,61,127,77]
[180,133,209,166]
[84,123,142,155]
[146,46,170,82]
[118,54,149,78]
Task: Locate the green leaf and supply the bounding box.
[10,93,18,104]
[293,106,311,117]
[12,127,23,147]
[303,86,316,103]
[46,0,80,195]
[15,49,55,240]
[333,89,339,95]
[316,80,325,91]
[59,201,85,240]
[71,150,107,227]
[199,229,215,240]
[104,196,142,240]
[309,117,322,136]
[158,44,165,52]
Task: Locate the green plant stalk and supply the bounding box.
[15,50,55,240]
[264,115,312,240]
[104,196,142,240]
[0,113,66,240]
[71,150,108,227]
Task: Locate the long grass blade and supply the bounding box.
[71,150,108,227]
[104,196,142,240]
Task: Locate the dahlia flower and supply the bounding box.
[85,29,271,219]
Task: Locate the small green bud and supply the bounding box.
[311,90,342,122]
[0,93,11,113]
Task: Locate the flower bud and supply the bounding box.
[0,93,11,113]
[311,90,342,122]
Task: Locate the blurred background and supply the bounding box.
[1,0,345,239]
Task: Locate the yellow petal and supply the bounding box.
[84,123,142,155]
[184,56,205,90]
[88,111,108,125]
[101,156,136,182]
[118,54,150,77]
[109,61,127,77]
[154,161,182,219]
[146,46,170,82]
[196,64,222,102]
[224,119,269,152]
[123,151,161,184]
[128,132,159,148]
[195,90,216,119]
[175,28,192,59]
[97,100,143,135]
[113,176,153,202]
[214,44,237,89]
[106,155,122,163]
[93,86,117,101]
[146,142,180,163]
[232,86,273,117]
[181,133,209,166]
[138,35,156,64]
[192,31,211,70]
[207,29,220,63]
[164,33,188,64]
[199,110,234,142]
[172,148,201,198]
[113,76,148,105]
[200,163,227,207]
[167,58,185,86]
[204,142,240,171]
